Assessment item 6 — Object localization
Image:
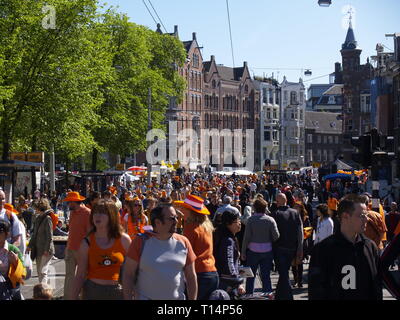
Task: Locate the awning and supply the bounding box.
[334,159,353,170]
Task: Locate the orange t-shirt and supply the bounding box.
[87,234,125,281]
[183,223,217,273]
[126,214,147,240]
[67,205,91,251]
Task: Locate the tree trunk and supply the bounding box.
[1,120,10,160]
[91,148,98,171]
[2,139,10,160]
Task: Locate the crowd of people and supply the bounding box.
[0,169,399,300]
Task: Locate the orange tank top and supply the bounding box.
[127,214,146,240]
[87,234,125,281]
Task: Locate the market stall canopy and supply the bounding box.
[233,169,253,176]
[322,173,353,181]
[215,171,233,176]
[127,166,147,171]
[334,159,353,170]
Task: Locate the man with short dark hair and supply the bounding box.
[271,193,303,300]
[123,205,197,300]
[308,195,382,300]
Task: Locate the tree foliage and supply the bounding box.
[0,0,186,166]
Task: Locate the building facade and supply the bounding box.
[280,77,306,169]
[305,111,343,167]
[340,19,374,162]
[202,56,261,171]
[254,78,281,170]
[314,84,344,113]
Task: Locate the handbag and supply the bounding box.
[23,253,33,280]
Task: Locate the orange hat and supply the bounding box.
[62,192,85,202]
[161,191,167,198]
[4,203,18,214]
[181,194,210,215]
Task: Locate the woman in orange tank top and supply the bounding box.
[123,198,148,240]
[70,199,131,300]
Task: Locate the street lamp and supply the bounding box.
[318,0,332,6]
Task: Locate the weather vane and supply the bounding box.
[347,7,354,26]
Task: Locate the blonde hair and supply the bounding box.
[185,210,215,234]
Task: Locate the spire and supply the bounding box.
[342,11,358,50]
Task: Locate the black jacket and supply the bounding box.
[271,206,303,253]
[380,233,400,300]
[308,232,382,300]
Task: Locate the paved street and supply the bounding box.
[22,256,396,300]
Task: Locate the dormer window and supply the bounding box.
[245,85,248,93]
[212,80,216,89]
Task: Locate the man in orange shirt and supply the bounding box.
[63,192,91,300]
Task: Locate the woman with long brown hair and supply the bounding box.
[70,199,131,300]
[123,198,148,240]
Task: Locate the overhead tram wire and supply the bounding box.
[142,0,158,27]
[147,0,168,34]
[303,73,331,83]
[226,0,235,68]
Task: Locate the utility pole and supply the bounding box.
[147,87,152,186]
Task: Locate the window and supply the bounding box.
[308,150,313,162]
[269,89,273,104]
[328,136,333,144]
[317,135,322,143]
[263,88,267,103]
[272,130,278,140]
[273,109,277,119]
[290,91,297,105]
[290,145,297,157]
[193,54,199,68]
[300,92,304,104]
[245,85,249,93]
[335,136,339,144]
[361,94,371,113]
[323,150,328,161]
[264,131,271,141]
[317,149,322,161]
[284,91,288,101]
[212,80,216,89]
[307,134,313,143]
[300,110,303,120]
[267,109,271,119]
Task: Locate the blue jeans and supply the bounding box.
[245,250,273,294]
[197,272,219,300]
[274,247,296,300]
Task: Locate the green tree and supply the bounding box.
[90,11,186,170]
[0,0,112,160]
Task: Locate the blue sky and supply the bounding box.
[102,0,400,90]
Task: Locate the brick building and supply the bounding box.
[202,56,260,170]
[305,111,343,167]
[339,19,374,162]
